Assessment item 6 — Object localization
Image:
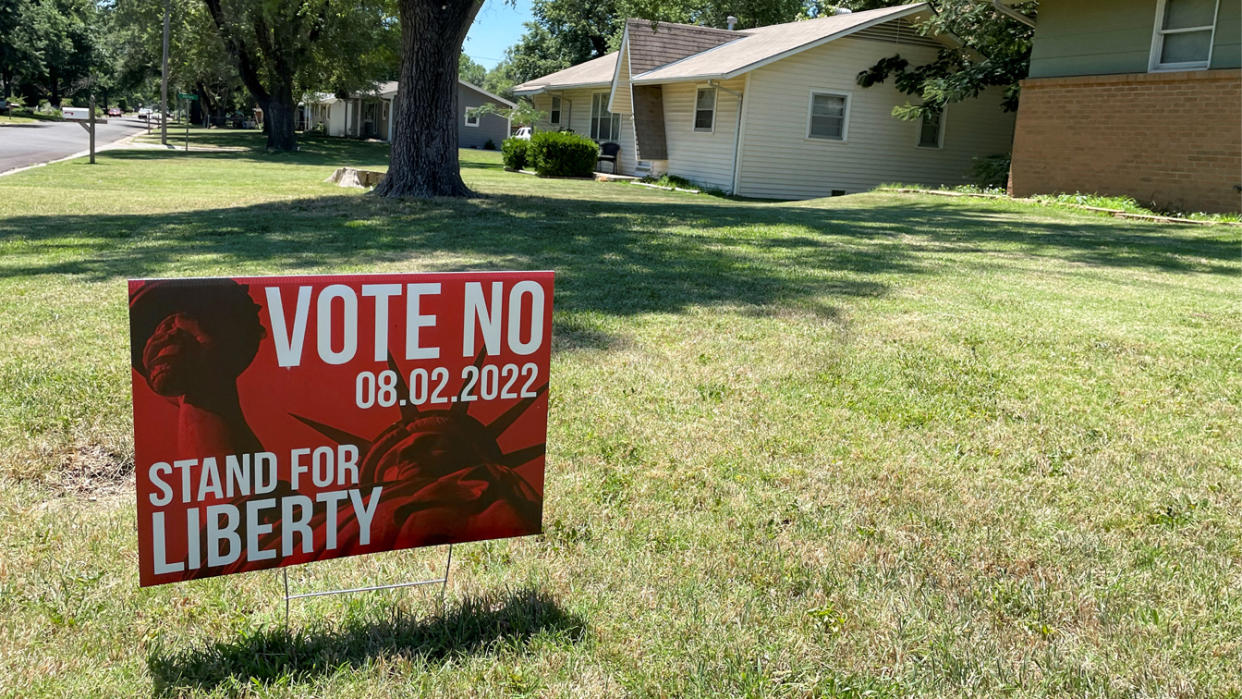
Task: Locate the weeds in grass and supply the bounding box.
[0,134,1239,696]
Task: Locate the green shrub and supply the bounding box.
[971,153,1011,189]
[501,137,528,171]
[529,131,599,177]
[483,138,496,151]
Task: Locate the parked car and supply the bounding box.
[513,126,532,140]
[107,107,122,118]
[137,107,151,120]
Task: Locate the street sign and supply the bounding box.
[177,92,198,101]
[129,272,555,587]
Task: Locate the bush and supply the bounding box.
[501,137,528,171]
[483,138,496,151]
[528,131,599,177]
[971,153,1011,189]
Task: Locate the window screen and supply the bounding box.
[1153,0,1216,69]
[808,93,847,140]
[591,93,620,141]
[918,109,942,148]
[694,88,716,131]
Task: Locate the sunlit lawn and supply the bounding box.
[0,131,1239,696]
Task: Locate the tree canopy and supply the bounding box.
[852,0,1037,118]
[1,0,109,105]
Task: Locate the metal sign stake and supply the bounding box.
[280,544,454,631]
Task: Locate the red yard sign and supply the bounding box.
[129,272,554,587]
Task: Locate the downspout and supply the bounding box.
[710,79,744,195]
[992,0,1035,27]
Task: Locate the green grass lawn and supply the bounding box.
[1,132,1239,697]
[0,108,64,125]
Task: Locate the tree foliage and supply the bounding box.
[459,51,486,85]
[1,0,108,104]
[109,0,242,114]
[197,0,398,150]
[852,0,1037,118]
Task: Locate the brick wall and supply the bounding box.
[1010,69,1242,214]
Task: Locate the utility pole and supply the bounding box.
[161,0,170,145]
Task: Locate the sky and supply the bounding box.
[463,0,535,70]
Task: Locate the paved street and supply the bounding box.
[0,116,149,174]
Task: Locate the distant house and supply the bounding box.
[512,3,1015,198]
[1007,0,1241,213]
[303,79,515,148]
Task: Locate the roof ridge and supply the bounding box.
[624,18,751,36]
[745,2,925,33]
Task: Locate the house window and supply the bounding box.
[1150,0,1219,71]
[918,107,943,148]
[550,96,561,125]
[807,91,849,141]
[694,87,716,132]
[465,106,479,127]
[591,93,620,141]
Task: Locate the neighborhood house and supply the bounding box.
[303,79,515,149]
[1007,0,1241,213]
[513,3,1016,198]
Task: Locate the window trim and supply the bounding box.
[1149,0,1219,72]
[549,95,561,126]
[916,104,946,149]
[805,89,851,142]
[464,106,480,127]
[693,85,717,133]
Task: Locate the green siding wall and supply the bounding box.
[1028,0,1241,78]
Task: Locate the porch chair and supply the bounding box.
[597,142,620,174]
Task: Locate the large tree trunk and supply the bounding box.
[265,89,297,151]
[374,0,482,198]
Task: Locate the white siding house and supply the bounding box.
[734,36,1015,198]
[514,3,1016,198]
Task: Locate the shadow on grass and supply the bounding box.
[0,191,911,336]
[147,587,585,695]
[115,131,395,168]
[1,145,1237,353]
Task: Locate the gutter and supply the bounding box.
[991,0,1035,27]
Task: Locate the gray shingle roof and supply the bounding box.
[512,52,620,95]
